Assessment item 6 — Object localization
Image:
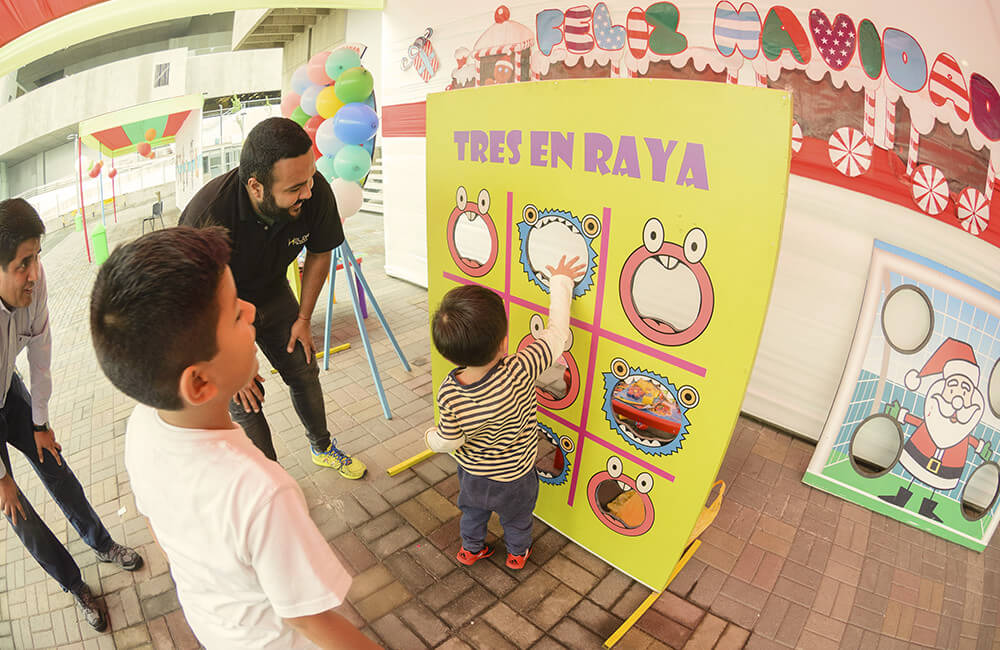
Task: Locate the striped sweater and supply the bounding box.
[430,275,574,481]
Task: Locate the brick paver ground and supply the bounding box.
[0,205,996,649]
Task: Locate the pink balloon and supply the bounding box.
[280,92,301,118]
[307,51,332,86]
[303,115,324,158]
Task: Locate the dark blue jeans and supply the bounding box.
[457,466,539,555]
[0,374,113,592]
[231,282,332,460]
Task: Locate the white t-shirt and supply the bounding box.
[124,405,351,649]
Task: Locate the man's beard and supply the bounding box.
[258,187,303,222]
[924,389,983,448]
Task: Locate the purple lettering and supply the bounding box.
[507,130,522,164]
[584,132,613,175]
[489,130,506,163]
[530,131,549,166]
[676,143,709,190]
[470,130,488,162]
[454,131,470,161]
[613,136,640,178]
[644,137,678,182]
[551,131,574,169]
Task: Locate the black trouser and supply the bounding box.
[231,283,332,460]
[0,374,113,592]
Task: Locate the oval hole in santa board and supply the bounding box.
[850,414,903,478]
[988,358,1000,419]
[961,462,1000,521]
[881,284,934,355]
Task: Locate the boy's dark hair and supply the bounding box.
[90,226,231,410]
[0,199,45,268]
[432,285,507,367]
[239,117,313,190]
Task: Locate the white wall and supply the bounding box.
[346,9,383,103]
[184,48,282,99]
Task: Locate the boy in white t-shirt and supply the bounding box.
[90,227,377,649]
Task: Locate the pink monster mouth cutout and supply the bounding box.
[446,186,499,278]
[517,334,581,410]
[619,221,714,347]
[587,456,655,536]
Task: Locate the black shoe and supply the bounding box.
[96,542,144,571]
[918,497,944,523]
[879,486,913,507]
[72,584,107,632]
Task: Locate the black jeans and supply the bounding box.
[231,283,332,460]
[0,374,113,592]
[457,466,539,556]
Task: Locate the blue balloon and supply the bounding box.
[290,65,311,95]
[300,84,322,116]
[333,145,372,182]
[315,118,346,158]
[332,103,378,145]
[316,155,338,182]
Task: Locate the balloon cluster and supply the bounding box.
[281,47,378,220]
[137,128,157,159]
[87,160,104,179]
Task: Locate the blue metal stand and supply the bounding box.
[323,238,411,419]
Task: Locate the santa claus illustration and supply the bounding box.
[881,337,993,522]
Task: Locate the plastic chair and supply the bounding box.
[142,201,165,234]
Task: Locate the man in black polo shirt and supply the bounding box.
[180,117,366,479]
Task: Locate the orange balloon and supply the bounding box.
[137,142,151,156]
[145,128,157,141]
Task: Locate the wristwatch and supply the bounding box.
[32,422,49,432]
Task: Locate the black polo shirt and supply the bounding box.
[179,167,343,305]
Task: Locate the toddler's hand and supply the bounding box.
[546,255,587,282]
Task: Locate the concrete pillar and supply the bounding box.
[0,161,7,200]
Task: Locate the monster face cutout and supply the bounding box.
[447,186,499,277]
[619,219,714,346]
[535,422,575,486]
[518,204,599,297]
[587,456,655,536]
[602,358,699,457]
[517,314,581,410]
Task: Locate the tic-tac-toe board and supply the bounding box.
[426,78,791,588]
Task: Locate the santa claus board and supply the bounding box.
[805,241,1000,550]
[426,78,791,588]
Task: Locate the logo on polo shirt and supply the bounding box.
[288,234,310,247]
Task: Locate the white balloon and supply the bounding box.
[331,178,364,220]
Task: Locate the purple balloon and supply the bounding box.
[332,103,379,145]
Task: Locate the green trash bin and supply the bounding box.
[74,213,82,232]
[90,224,109,265]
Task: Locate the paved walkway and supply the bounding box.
[0,206,996,649]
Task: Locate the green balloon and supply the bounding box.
[326,48,362,82]
[290,105,310,126]
[334,67,374,104]
[316,155,338,182]
[333,145,371,182]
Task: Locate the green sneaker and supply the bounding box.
[312,440,367,479]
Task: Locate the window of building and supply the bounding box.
[154,63,170,88]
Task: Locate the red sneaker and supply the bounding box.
[506,547,531,569]
[456,544,494,566]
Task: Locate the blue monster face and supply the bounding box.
[535,422,574,486]
[517,204,600,297]
[601,358,700,457]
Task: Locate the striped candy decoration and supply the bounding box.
[412,38,440,83]
[928,52,971,120]
[906,125,920,176]
[726,68,739,84]
[828,127,872,177]
[791,121,802,153]
[713,2,761,58]
[475,56,481,86]
[513,51,521,82]
[565,6,595,54]
[756,72,767,87]
[885,99,896,148]
[911,164,950,215]
[863,90,876,144]
[957,188,989,235]
[626,7,648,58]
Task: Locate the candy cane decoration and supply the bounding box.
[987,158,996,202]
[863,89,876,144]
[907,125,920,176]
[727,69,739,84]
[475,56,481,86]
[513,48,521,82]
[756,72,768,87]
[885,99,896,149]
